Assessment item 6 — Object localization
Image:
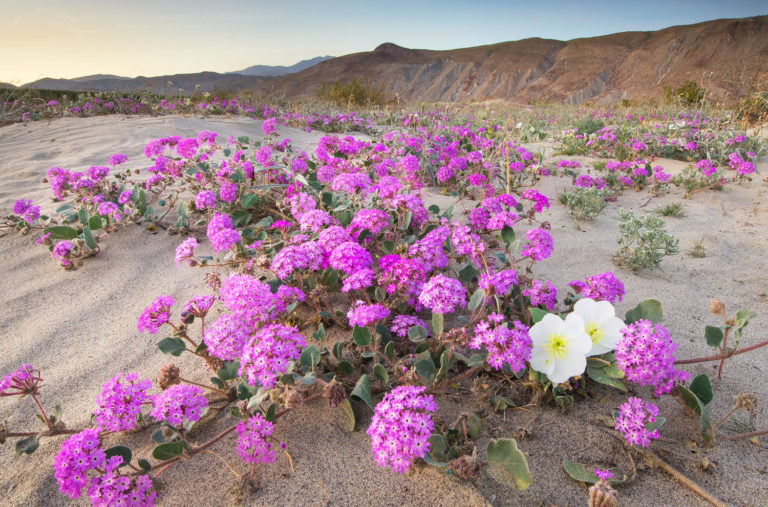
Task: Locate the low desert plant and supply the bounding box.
[560,187,609,221]
[615,210,679,270]
[652,203,686,217]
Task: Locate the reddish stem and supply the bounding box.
[31,394,53,431]
[675,338,768,365]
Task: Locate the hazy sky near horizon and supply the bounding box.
[2,0,766,84]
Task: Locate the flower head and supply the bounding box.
[367,386,437,473]
[470,318,532,371]
[571,298,625,356]
[418,275,466,314]
[0,364,42,396]
[239,324,305,389]
[137,295,174,334]
[568,271,624,304]
[150,384,208,427]
[529,312,591,383]
[615,397,661,447]
[235,413,276,464]
[93,373,152,432]
[347,301,390,327]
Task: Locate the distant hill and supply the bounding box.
[252,15,768,104]
[16,16,768,104]
[230,56,334,76]
[0,82,16,89]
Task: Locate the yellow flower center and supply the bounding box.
[585,321,604,345]
[545,333,568,362]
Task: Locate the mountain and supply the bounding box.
[254,15,768,104]
[22,72,270,94]
[0,82,16,89]
[231,56,334,76]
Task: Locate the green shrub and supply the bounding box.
[317,78,388,107]
[663,80,705,106]
[616,210,679,270]
[560,187,609,221]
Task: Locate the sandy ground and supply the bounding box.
[0,115,766,506]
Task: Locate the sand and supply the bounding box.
[0,115,766,506]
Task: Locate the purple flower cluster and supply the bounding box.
[329,241,372,274]
[52,240,75,267]
[615,397,661,447]
[239,324,305,389]
[88,460,155,506]
[270,243,325,279]
[234,413,276,464]
[470,316,532,371]
[520,227,553,261]
[175,237,199,267]
[182,295,214,317]
[137,295,174,334]
[568,271,625,304]
[523,279,557,311]
[377,255,426,300]
[615,320,689,396]
[367,385,437,473]
[206,212,241,253]
[93,373,152,432]
[0,363,40,396]
[574,174,606,189]
[728,152,755,175]
[341,268,375,292]
[696,159,717,178]
[418,275,466,314]
[594,468,614,481]
[298,209,337,233]
[347,208,390,238]
[390,315,428,338]
[194,190,217,210]
[478,269,518,296]
[220,273,281,324]
[12,199,41,222]
[347,301,391,327]
[53,429,106,499]
[108,153,127,166]
[203,313,251,361]
[521,189,550,213]
[150,384,208,426]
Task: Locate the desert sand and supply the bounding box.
[1,115,766,506]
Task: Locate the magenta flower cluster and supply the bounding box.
[470,316,532,371]
[615,320,689,396]
[520,227,553,261]
[137,295,174,334]
[390,315,428,338]
[523,279,557,311]
[367,385,437,473]
[347,301,391,327]
[239,324,305,389]
[12,199,41,222]
[568,271,625,304]
[150,384,208,427]
[614,397,661,447]
[0,363,40,396]
[418,275,466,314]
[93,373,152,432]
[234,413,277,464]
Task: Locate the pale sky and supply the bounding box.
[1,0,765,84]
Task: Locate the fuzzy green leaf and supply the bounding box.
[350,374,373,409]
[156,337,186,356]
[486,438,532,490]
[624,299,663,325]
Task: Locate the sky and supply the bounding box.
[1,0,766,84]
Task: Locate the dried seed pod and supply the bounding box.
[709,299,725,315]
[157,364,181,390]
[588,480,618,507]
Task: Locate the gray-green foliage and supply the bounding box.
[561,187,609,221]
[616,210,679,270]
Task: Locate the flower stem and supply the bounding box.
[31,394,53,431]
[724,428,768,441]
[675,338,768,365]
[648,450,725,507]
[179,377,224,394]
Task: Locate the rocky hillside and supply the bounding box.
[260,15,768,104]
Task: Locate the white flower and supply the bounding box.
[572,298,625,357]
[529,312,591,384]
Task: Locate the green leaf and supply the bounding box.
[237,381,256,400]
[407,325,428,343]
[678,384,714,444]
[624,299,663,324]
[431,313,444,339]
[352,326,372,346]
[150,428,167,444]
[264,403,276,422]
[82,226,98,250]
[313,322,326,342]
[217,360,240,381]
[52,405,63,425]
[732,309,756,348]
[427,433,449,462]
[138,459,152,471]
[689,374,713,405]
[231,209,251,227]
[458,264,478,283]
[586,367,627,392]
[501,225,516,244]
[528,307,548,323]
[350,374,373,409]
[338,398,355,432]
[88,215,103,230]
[337,361,353,376]
[332,341,344,361]
[434,349,455,382]
[704,325,724,348]
[241,193,260,208]
[55,204,74,213]
[467,289,485,311]
[373,363,388,385]
[299,346,321,373]
[105,446,132,467]
[415,358,436,382]
[152,442,184,461]
[156,337,186,356]
[645,416,667,433]
[43,225,79,240]
[78,208,89,225]
[486,438,532,490]
[210,377,225,389]
[562,460,628,485]
[14,436,39,456]
[466,412,482,439]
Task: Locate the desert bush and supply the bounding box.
[560,187,609,221]
[663,80,705,106]
[616,210,679,270]
[317,78,388,107]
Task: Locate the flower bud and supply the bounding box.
[588,480,618,507]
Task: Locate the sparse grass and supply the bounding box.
[689,237,707,258]
[653,203,686,217]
